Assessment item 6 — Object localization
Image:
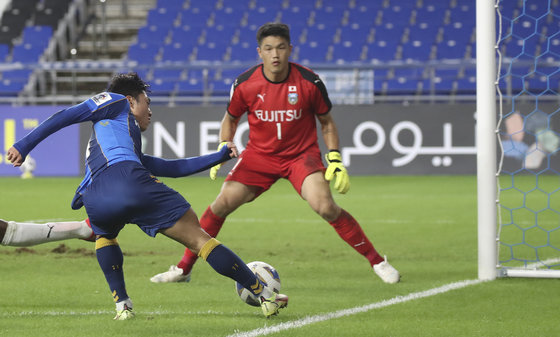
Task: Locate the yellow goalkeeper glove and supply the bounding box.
[210,141,229,180]
[324,150,350,194]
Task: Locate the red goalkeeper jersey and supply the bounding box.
[227,62,332,157]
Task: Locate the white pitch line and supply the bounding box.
[227,279,485,337]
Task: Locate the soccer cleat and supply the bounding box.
[260,293,289,318]
[373,255,400,284]
[150,265,191,283]
[81,218,96,242]
[114,304,135,320]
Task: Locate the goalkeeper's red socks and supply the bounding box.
[329,209,385,266]
[177,205,225,274]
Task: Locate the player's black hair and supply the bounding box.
[107,72,150,99]
[256,22,291,45]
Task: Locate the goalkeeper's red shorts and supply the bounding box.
[224,146,325,197]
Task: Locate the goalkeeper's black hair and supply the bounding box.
[256,22,291,46]
[107,72,150,100]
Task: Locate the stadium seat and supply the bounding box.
[209,79,232,96]
[204,25,235,45]
[0,44,9,61]
[127,43,160,63]
[11,43,44,63]
[33,0,73,29]
[296,43,329,64]
[176,78,204,96]
[170,25,203,46]
[331,41,364,63]
[312,7,346,26]
[213,6,244,28]
[152,68,184,81]
[279,7,312,27]
[155,0,185,12]
[400,40,433,61]
[338,23,372,46]
[146,8,179,30]
[149,78,177,96]
[0,79,25,96]
[436,40,467,59]
[228,41,257,63]
[385,76,419,95]
[195,43,228,61]
[305,25,337,45]
[137,25,170,45]
[160,43,192,62]
[21,26,53,48]
[366,39,399,62]
[178,8,211,27]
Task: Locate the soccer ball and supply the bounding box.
[235,261,281,307]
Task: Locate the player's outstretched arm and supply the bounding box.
[142,142,238,178]
[210,112,241,180]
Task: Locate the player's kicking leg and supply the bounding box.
[160,208,288,317]
[0,218,94,247]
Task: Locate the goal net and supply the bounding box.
[493,0,560,278]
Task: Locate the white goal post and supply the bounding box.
[477,0,560,280]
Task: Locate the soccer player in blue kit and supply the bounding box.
[6,73,288,320]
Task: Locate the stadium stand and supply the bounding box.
[0,0,557,103]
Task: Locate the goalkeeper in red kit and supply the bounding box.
[151,22,400,284]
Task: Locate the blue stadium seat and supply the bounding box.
[331,41,364,63]
[170,25,203,46]
[176,78,204,96]
[279,7,312,27]
[374,24,405,45]
[213,6,244,28]
[137,25,170,45]
[160,43,192,62]
[296,43,329,64]
[2,69,33,83]
[407,23,440,45]
[455,75,477,94]
[127,43,160,63]
[523,0,550,18]
[401,41,433,61]
[210,79,232,96]
[305,25,337,45]
[0,80,25,96]
[346,6,377,27]
[21,26,53,49]
[433,77,456,94]
[204,25,235,45]
[380,4,414,26]
[179,8,211,27]
[442,21,473,46]
[156,0,185,12]
[436,40,467,59]
[152,68,185,81]
[228,41,257,63]
[312,7,345,26]
[11,43,44,63]
[526,74,548,94]
[218,67,246,83]
[149,78,177,96]
[366,39,399,62]
[146,8,179,29]
[338,23,372,46]
[0,44,9,61]
[511,16,537,39]
[385,76,419,95]
[245,7,279,30]
[196,43,228,61]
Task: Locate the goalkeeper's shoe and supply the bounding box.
[373,256,400,284]
[114,301,135,320]
[150,265,191,283]
[81,218,96,242]
[260,293,289,318]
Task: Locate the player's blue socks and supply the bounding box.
[198,238,265,297]
[95,237,130,303]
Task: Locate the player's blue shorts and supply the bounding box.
[80,160,190,237]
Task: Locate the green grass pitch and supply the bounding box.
[0,176,558,337]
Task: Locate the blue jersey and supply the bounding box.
[13,92,232,235]
[13,92,141,208]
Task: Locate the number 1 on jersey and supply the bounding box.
[276,123,282,140]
